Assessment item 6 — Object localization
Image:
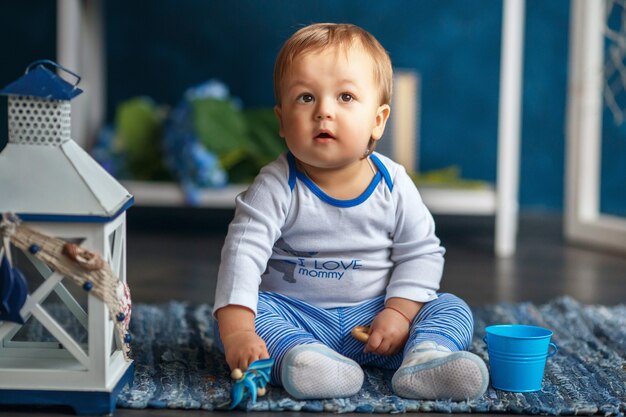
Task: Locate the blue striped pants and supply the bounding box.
[216,292,475,385]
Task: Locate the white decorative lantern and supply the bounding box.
[0,60,134,415]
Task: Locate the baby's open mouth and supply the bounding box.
[315,132,335,139]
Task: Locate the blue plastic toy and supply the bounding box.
[228,358,274,410]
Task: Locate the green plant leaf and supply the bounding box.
[192,98,252,155]
[243,108,286,164]
[114,97,171,180]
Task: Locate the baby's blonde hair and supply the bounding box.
[274,23,393,107]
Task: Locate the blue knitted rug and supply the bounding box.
[117,297,626,415]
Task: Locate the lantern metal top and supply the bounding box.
[0,60,83,101]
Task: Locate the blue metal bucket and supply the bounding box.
[484,324,558,392]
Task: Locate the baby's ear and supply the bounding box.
[372,104,391,140]
[274,105,285,138]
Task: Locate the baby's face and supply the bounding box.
[275,44,389,171]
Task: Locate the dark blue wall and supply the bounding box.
[0,0,57,149]
[2,0,624,214]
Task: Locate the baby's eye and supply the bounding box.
[339,93,354,103]
[297,94,314,104]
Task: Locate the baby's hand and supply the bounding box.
[221,330,270,371]
[363,308,410,356]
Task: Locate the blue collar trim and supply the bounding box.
[296,170,382,208]
[370,153,393,192]
[288,152,391,207]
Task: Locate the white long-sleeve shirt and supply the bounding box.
[213,152,445,316]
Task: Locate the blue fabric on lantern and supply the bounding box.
[0,256,28,324]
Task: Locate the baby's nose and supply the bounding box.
[315,99,334,119]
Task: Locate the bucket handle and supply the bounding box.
[547,342,558,358]
[483,337,559,358]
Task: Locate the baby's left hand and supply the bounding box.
[363,309,410,355]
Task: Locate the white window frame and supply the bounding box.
[565,0,626,252]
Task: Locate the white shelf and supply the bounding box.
[121,181,247,209]
[122,181,496,215]
[420,186,496,215]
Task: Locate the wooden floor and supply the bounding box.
[4,210,626,416]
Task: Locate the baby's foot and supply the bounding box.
[281,344,364,399]
[392,341,488,401]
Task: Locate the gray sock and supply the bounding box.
[392,341,489,401]
[280,344,364,399]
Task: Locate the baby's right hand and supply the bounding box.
[221,330,269,371]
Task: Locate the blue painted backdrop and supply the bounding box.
[1,0,624,214]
